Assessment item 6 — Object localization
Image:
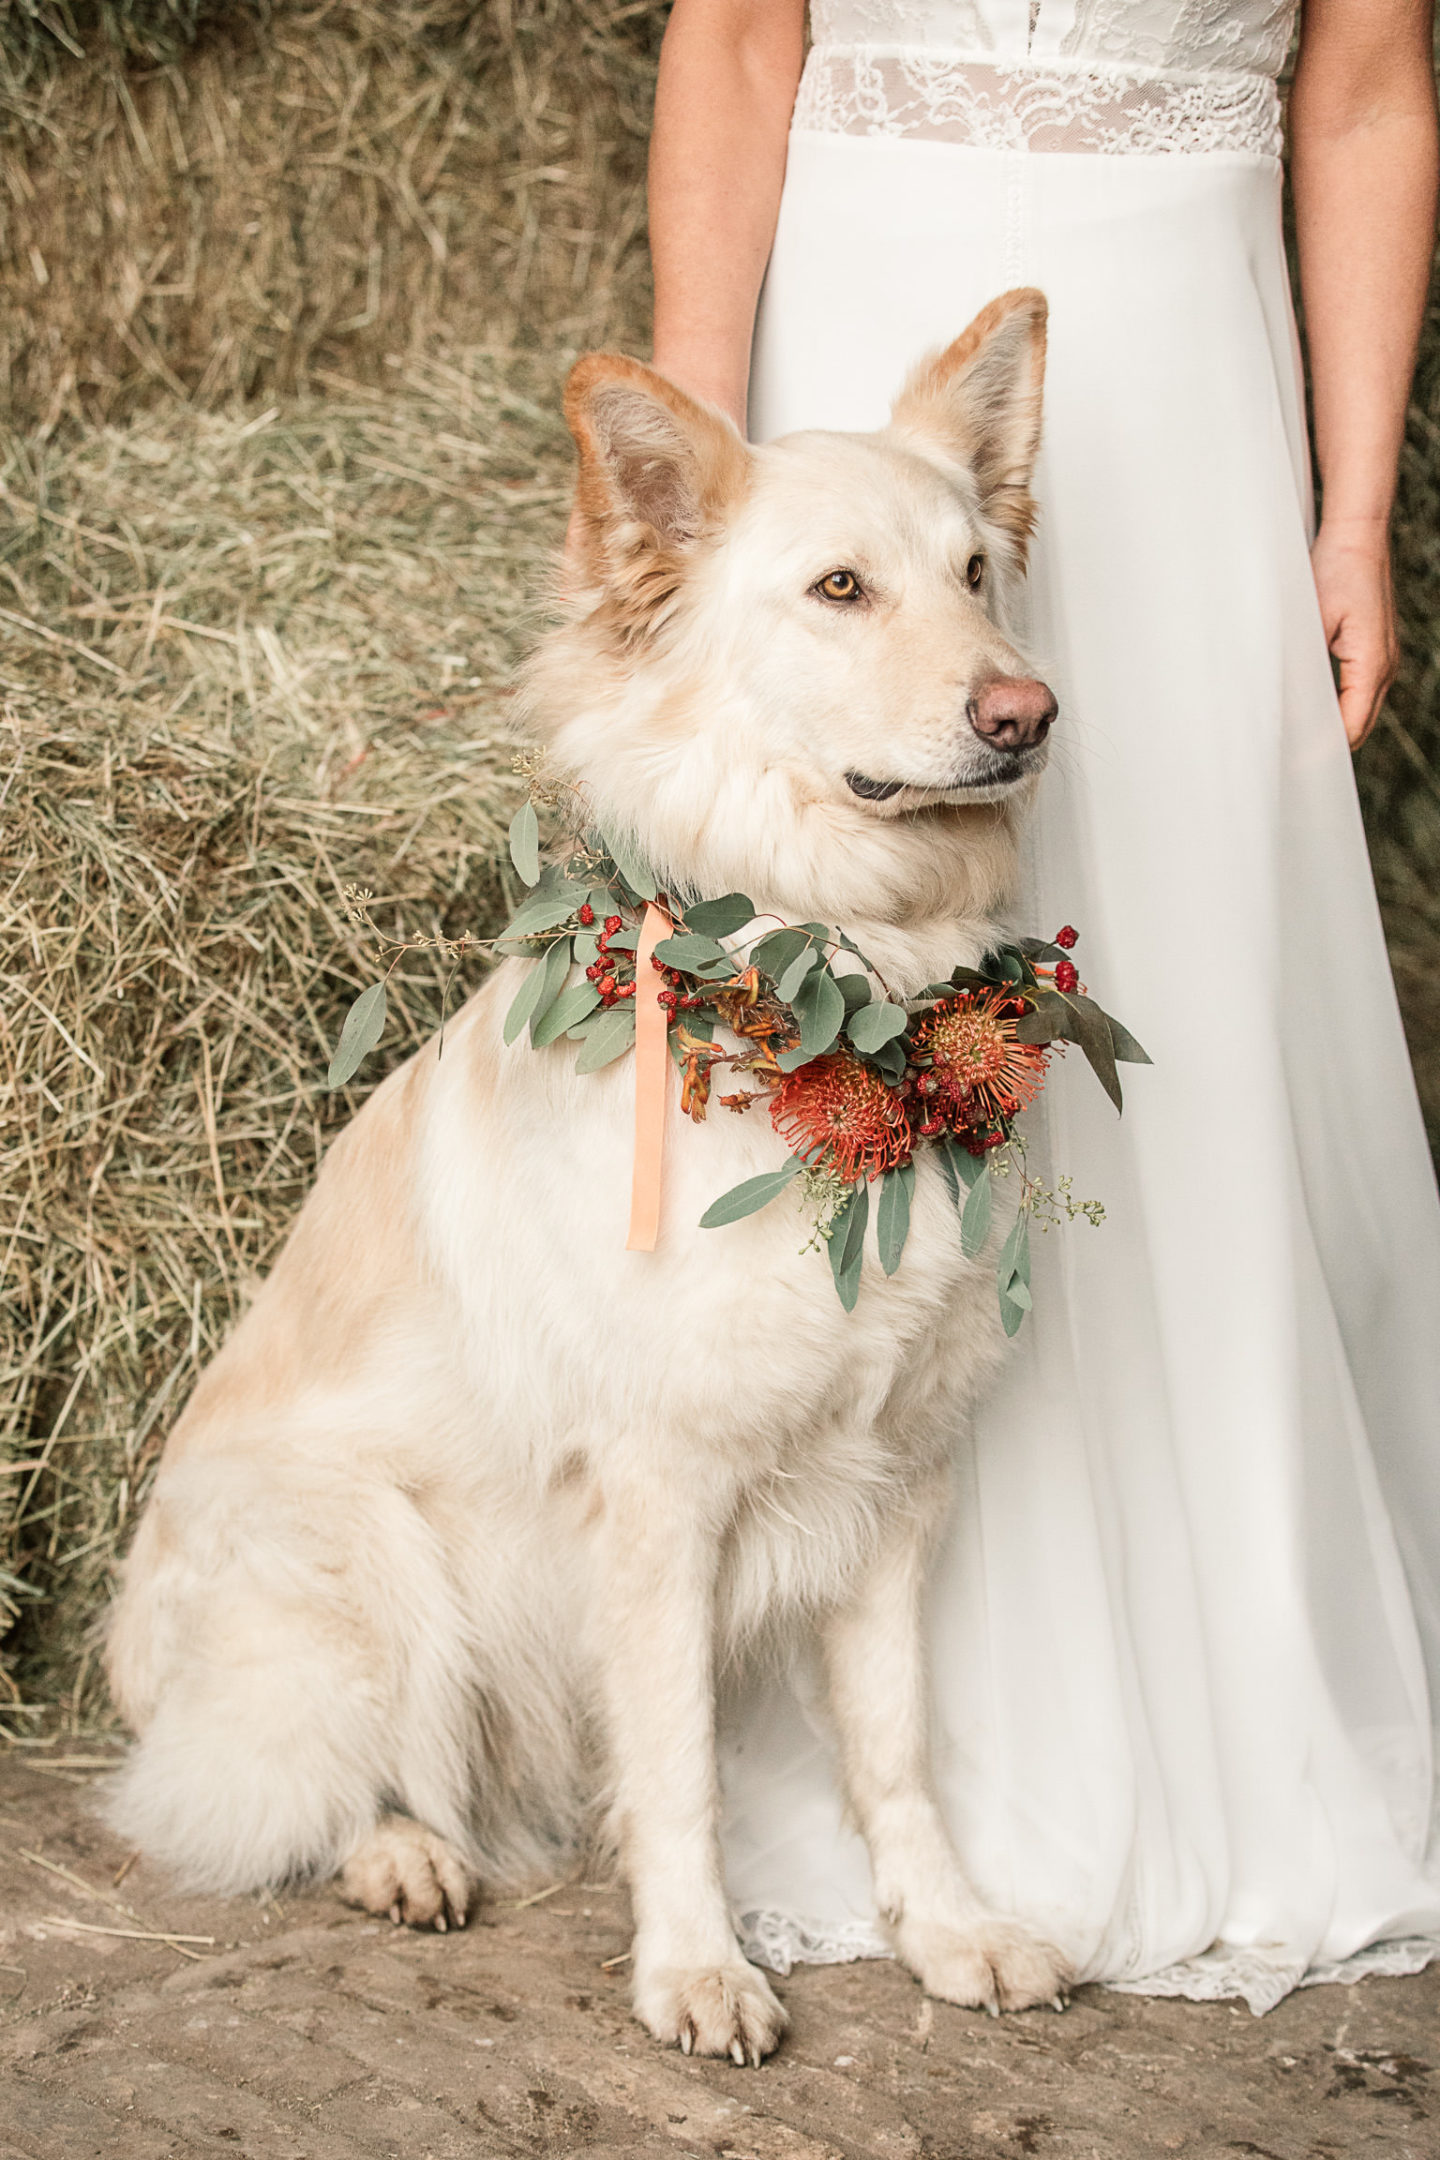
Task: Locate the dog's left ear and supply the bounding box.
[563,354,750,622]
[889,289,1048,565]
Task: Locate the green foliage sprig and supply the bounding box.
[328,802,1150,1326]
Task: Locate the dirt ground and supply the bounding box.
[1,1748,1436,2160]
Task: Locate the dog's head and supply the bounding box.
[526,290,1051,942]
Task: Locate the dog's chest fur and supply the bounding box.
[407,972,1007,1638]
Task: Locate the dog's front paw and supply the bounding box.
[894,1913,1072,2014]
[340,1813,475,1931]
[634,1959,789,2065]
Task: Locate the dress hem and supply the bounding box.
[736,1908,1440,2017]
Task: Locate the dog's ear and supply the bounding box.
[563,355,750,630]
[889,289,1048,564]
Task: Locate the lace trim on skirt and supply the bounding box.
[793,49,1284,158]
[737,1908,1440,2015]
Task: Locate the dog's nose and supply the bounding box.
[966,675,1058,752]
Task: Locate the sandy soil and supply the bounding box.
[1,1747,1435,2159]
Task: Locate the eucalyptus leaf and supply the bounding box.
[1012,991,1073,1046]
[939,1135,985,1201]
[996,1208,1032,1295]
[996,1208,1033,1336]
[792,965,846,1056]
[527,937,573,1043]
[1107,1013,1153,1066]
[606,835,658,901]
[775,1043,813,1073]
[327,980,387,1089]
[684,891,756,937]
[508,801,540,886]
[832,929,883,979]
[530,978,600,1047]
[653,931,729,972]
[751,927,811,981]
[837,971,874,1013]
[497,890,585,946]
[990,940,1035,978]
[846,999,908,1054]
[1065,992,1124,1111]
[997,1218,1031,1330]
[503,954,554,1046]
[876,1161,914,1277]
[829,1179,869,1310]
[528,863,572,897]
[574,1007,637,1073]
[776,944,820,1003]
[699,1155,804,1228]
[960,1162,993,1258]
[870,1038,908,1085]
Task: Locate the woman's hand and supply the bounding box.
[1310,517,1399,750]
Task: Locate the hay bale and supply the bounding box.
[1,2,1436,1727]
[0,0,666,425]
[0,349,573,1721]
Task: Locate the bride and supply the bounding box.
[646,0,1440,2010]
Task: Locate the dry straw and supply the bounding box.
[1,1,1437,1724]
[1,0,665,424]
[0,351,573,1721]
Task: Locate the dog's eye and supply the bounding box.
[815,569,863,604]
[966,555,985,589]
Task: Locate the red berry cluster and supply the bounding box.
[965,1128,1010,1157]
[1055,924,1078,949]
[584,912,636,1005]
[647,952,705,1016]
[1055,960,1079,994]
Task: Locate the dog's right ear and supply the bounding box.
[890,289,1048,566]
[563,355,749,627]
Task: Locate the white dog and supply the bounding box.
[105,288,1071,2063]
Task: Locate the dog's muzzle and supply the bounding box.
[845,672,1058,803]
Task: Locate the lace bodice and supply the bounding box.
[797,2,1297,156]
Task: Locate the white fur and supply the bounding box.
[105,291,1072,2059]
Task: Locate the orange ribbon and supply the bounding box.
[626,901,673,1252]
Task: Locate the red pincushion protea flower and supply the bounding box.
[770,1053,912,1183]
[910,989,1049,1131]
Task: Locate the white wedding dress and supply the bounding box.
[721,0,1440,2012]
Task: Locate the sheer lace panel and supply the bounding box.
[738,1906,1440,2015]
[794,49,1284,156]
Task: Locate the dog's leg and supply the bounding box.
[595,1476,787,2065]
[822,1482,1072,2013]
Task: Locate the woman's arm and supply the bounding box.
[1290,0,1438,749]
[648,0,807,429]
